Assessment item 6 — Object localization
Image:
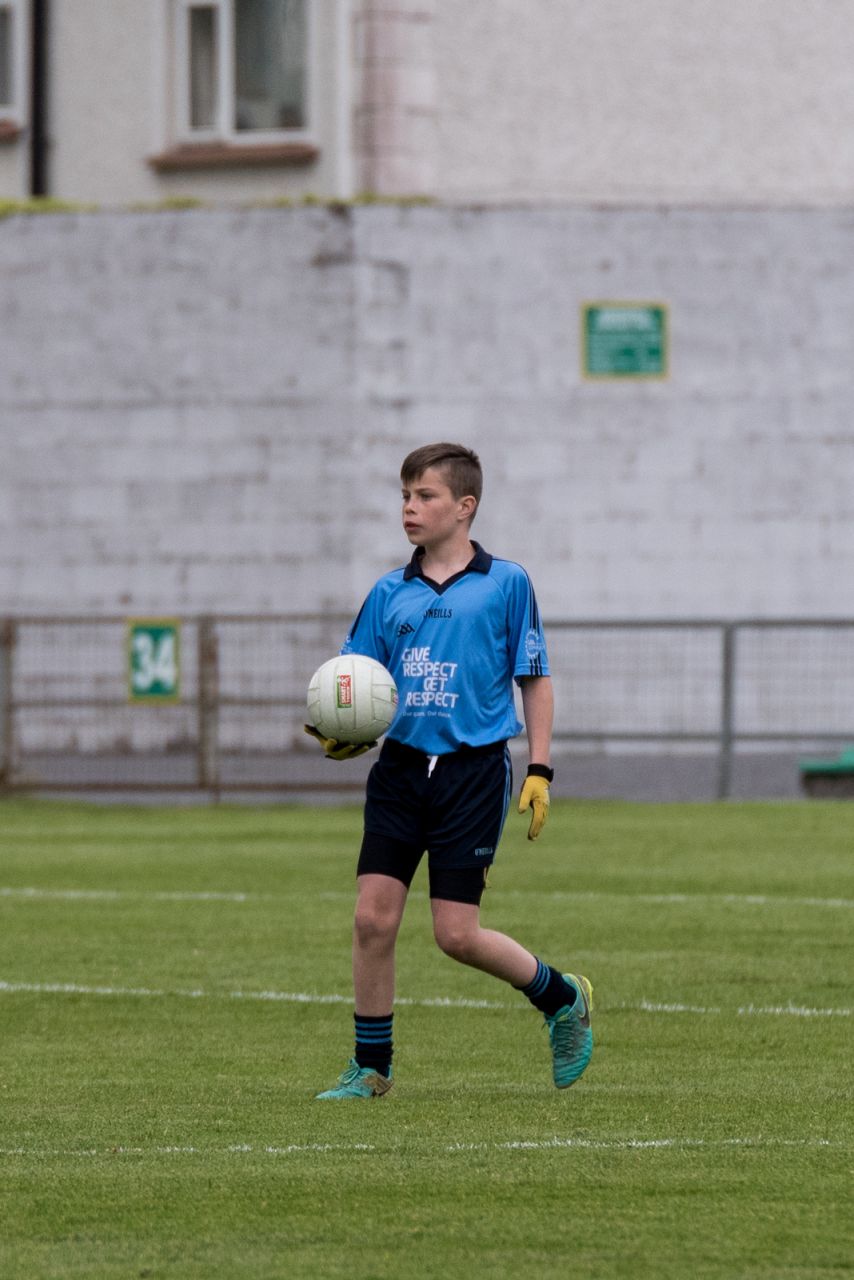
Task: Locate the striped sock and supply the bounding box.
[354,1013,394,1077]
[518,959,577,1017]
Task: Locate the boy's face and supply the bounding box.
[401,466,475,548]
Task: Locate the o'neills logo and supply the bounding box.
[336,673,353,708]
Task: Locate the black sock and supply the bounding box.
[354,1013,393,1077]
[518,959,577,1017]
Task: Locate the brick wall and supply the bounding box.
[1,205,852,621]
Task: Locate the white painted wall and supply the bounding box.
[432,0,854,206]
[353,0,437,195]
[5,1,854,207]
[0,146,24,198]
[1,206,853,622]
[46,0,350,207]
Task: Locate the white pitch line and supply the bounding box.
[231,990,506,1010]
[449,1136,837,1154]
[2,885,852,910]
[619,999,723,1015]
[0,980,506,1010]
[0,887,257,904]
[0,1136,840,1162]
[0,979,174,999]
[737,1003,851,1019]
[501,889,854,911]
[603,999,853,1019]
[0,979,850,1018]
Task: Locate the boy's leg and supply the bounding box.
[430,891,585,1016]
[430,888,593,1089]
[317,745,428,1099]
[316,856,419,1100]
[353,872,409,1013]
[425,749,593,1087]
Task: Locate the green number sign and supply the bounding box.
[128,621,181,702]
[582,303,668,378]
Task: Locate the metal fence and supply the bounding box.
[1,616,852,799]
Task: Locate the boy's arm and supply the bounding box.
[520,675,553,766]
[518,675,554,841]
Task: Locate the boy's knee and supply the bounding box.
[433,919,478,964]
[354,900,399,948]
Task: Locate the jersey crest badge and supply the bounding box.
[525,629,544,660]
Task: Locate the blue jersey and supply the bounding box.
[341,542,549,755]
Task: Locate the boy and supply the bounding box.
[305,443,592,1098]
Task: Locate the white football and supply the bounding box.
[307,654,398,745]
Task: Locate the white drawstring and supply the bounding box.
[427,755,439,778]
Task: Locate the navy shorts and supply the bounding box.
[358,738,513,901]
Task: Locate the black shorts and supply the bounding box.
[358,738,513,903]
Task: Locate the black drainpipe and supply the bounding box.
[29,0,49,196]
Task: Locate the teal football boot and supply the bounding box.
[545,974,593,1088]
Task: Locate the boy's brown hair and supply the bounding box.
[400,443,483,511]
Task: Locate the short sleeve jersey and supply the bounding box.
[341,542,549,755]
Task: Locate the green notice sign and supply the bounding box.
[128,620,181,702]
[582,303,668,378]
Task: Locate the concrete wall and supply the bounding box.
[1,204,853,622]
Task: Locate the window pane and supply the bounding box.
[189,6,217,129]
[0,8,12,108]
[234,0,306,132]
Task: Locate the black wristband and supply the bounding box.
[527,763,554,783]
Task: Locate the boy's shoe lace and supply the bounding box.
[315,1058,393,1100]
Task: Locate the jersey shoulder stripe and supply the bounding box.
[490,556,548,677]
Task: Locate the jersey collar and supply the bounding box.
[403,541,493,583]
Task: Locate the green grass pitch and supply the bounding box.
[0,797,851,1279]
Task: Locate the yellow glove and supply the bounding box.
[304,724,376,761]
[518,765,553,840]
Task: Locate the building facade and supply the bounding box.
[2,1,854,208]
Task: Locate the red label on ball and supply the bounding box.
[336,673,353,708]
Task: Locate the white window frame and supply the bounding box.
[0,0,27,123]
[173,0,315,146]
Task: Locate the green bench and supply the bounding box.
[800,746,854,797]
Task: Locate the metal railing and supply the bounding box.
[0,616,852,799]
[546,618,854,798]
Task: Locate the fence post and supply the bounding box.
[717,623,736,800]
[198,618,220,798]
[0,619,15,789]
